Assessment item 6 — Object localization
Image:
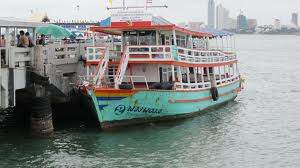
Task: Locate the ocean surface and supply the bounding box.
[1,35,300,168]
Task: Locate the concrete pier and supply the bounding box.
[0,18,105,132]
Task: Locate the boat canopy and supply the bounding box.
[91,15,213,38]
[0,17,45,28]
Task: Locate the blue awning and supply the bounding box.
[100,17,111,27]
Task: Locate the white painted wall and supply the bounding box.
[124,64,160,83]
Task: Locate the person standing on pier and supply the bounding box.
[19,31,29,48]
[0,35,6,64]
[25,32,35,47]
[38,34,46,46]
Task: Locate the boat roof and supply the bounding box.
[90,15,213,38]
[0,17,46,28]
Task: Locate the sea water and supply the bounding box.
[0,35,300,168]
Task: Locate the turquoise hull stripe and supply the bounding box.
[97,97,126,101]
[89,82,240,124]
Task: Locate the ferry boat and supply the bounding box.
[79,9,243,130]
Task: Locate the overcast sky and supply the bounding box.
[1,0,299,25]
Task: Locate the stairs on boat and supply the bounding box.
[93,47,110,86]
[114,47,129,89]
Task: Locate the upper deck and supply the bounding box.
[87,11,236,66]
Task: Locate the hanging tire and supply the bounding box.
[210,87,219,101]
[119,84,133,90]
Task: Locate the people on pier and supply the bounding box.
[16,34,21,47]
[0,35,6,65]
[19,31,29,48]
[38,34,46,46]
[25,32,35,47]
[0,35,5,47]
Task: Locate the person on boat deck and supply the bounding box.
[19,31,29,48]
[0,35,6,64]
[25,32,35,47]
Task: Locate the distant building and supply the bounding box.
[28,9,47,22]
[224,18,237,31]
[207,0,215,29]
[237,12,248,32]
[274,19,281,30]
[291,13,298,27]
[216,4,229,30]
[188,22,204,31]
[177,22,187,28]
[247,19,257,30]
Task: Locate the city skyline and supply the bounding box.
[0,0,299,25]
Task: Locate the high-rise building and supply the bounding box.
[291,13,298,26]
[216,4,229,30]
[224,18,237,30]
[188,22,204,31]
[237,12,248,32]
[247,19,257,30]
[274,19,281,30]
[207,0,215,29]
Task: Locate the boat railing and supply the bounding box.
[174,81,212,90]
[101,75,149,90]
[215,75,240,86]
[86,46,107,62]
[109,50,122,61]
[125,45,236,64]
[127,45,174,60]
[93,47,110,86]
[177,47,237,64]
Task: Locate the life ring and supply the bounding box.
[210,87,219,101]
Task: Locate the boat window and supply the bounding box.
[176,35,187,48]
[123,30,157,46]
[124,31,138,45]
[161,67,173,83]
[138,31,156,45]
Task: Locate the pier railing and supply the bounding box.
[7,47,34,68]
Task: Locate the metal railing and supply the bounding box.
[8,47,34,68]
[175,82,212,90]
[177,47,237,64]
[215,75,240,86]
[127,45,174,60]
[93,47,109,86]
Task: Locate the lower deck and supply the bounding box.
[83,79,242,129]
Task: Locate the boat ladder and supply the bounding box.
[114,47,129,89]
[93,47,110,86]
